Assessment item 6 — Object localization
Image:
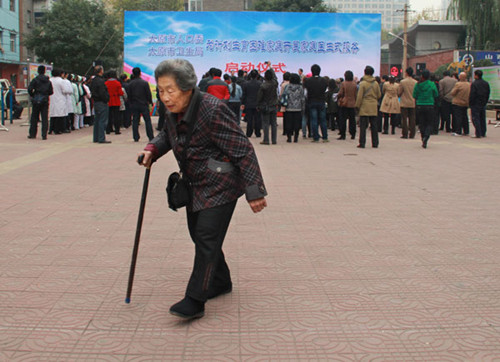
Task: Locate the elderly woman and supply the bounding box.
[138,59,268,320]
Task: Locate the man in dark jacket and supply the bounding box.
[257,67,278,144]
[128,67,154,142]
[304,64,328,142]
[27,65,54,139]
[241,69,262,138]
[90,65,111,143]
[469,69,490,138]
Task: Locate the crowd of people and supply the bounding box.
[25,62,491,149]
[25,65,155,143]
[194,62,491,149]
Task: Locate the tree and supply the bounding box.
[24,0,122,76]
[109,0,183,29]
[447,0,500,50]
[109,0,183,12]
[252,0,336,12]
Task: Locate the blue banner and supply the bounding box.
[124,11,381,85]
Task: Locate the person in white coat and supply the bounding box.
[63,72,74,132]
[71,76,83,129]
[49,68,72,134]
[82,78,92,127]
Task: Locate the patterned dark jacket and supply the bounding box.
[146,88,267,212]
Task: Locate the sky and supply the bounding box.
[410,0,448,13]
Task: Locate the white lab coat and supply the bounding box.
[83,84,92,117]
[49,77,72,117]
[63,79,73,115]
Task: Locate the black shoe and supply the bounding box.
[260,141,270,145]
[99,140,112,144]
[207,284,233,300]
[115,131,121,135]
[357,144,365,148]
[42,136,47,140]
[382,131,388,134]
[169,297,205,319]
[337,136,345,140]
[27,136,35,139]
[400,136,408,139]
[350,135,355,140]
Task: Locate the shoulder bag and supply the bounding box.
[166,94,201,211]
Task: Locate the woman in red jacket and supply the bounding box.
[105,70,124,134]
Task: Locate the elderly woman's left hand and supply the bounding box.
[248,197,267,213]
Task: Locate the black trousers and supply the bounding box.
[359,116,378,147]
[471,106,487,137]
[382,113,398,134]
[244,108,261,137]
[185,200,237,302]
[285,111,302,139]
[440,100,452,131]
[339,107,356,138]
[417,105,434,142]
[29,102,49,138]
[452,105,469,135]
[107,106,121,134]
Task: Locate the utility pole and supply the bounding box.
[396,3,413,74]
[402,3,408,72]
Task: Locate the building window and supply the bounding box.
[10,0,15,11]
[10,33,16,52]
[27,10,33,27]
[189,0,202,11]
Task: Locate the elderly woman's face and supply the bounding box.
[157,75,192,114]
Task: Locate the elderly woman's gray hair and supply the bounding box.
[154,59,198,91]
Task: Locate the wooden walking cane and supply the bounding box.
[125,154,151,304]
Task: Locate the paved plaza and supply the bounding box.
[1,113,500,361]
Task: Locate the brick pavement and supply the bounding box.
[1,114,500,361]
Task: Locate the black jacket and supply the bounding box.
[469,78,490,108]
[90,75,109,103]
[128,77,152,107]
[257,78,278,109]
[28,74,53,104]
[304,76,328,103]
[241,79,262,109]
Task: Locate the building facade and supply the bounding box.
[382,20,465,75]
[184,0,252,11]
[0,0,22,88]
[325,0,406,30]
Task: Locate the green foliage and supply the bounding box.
[252,0,336,12]
[473,59,494,68]
[434,63,450,78]
[24,0,122,76]
[447,0,500,50]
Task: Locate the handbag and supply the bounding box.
[166,171,191,211]
[165,92,201,211]
[279,85,289,107]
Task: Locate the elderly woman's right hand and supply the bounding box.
[137,151,153,168]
